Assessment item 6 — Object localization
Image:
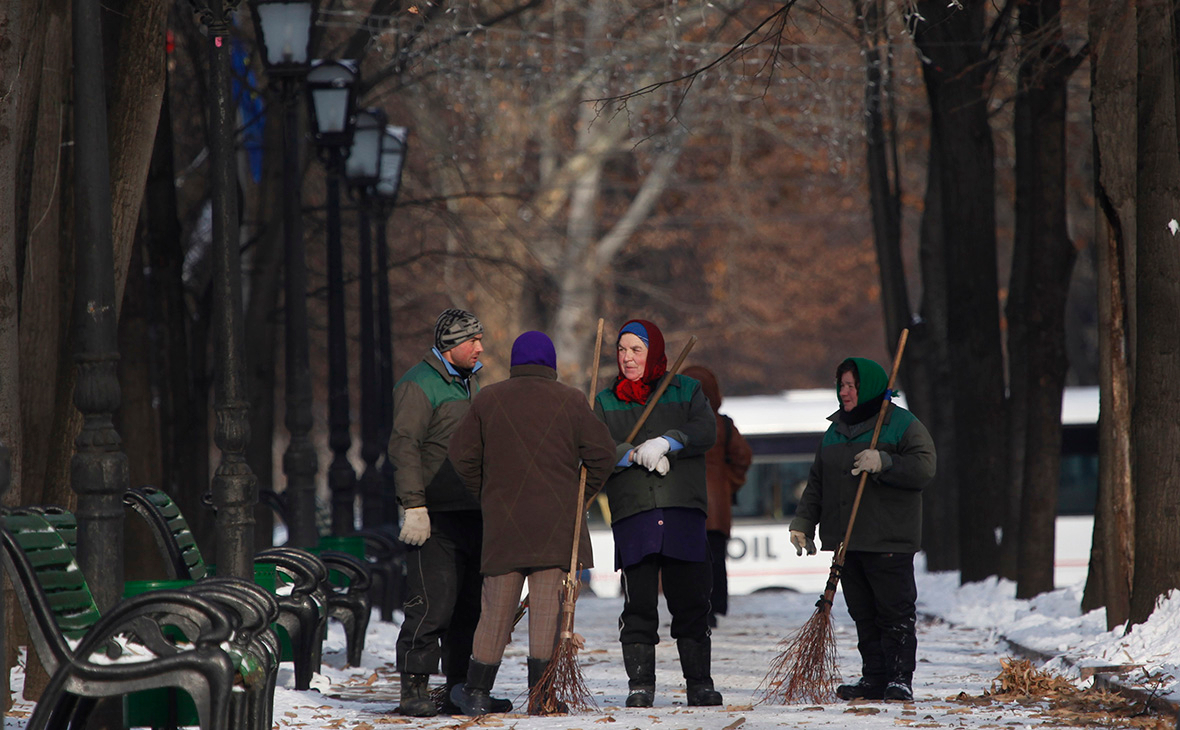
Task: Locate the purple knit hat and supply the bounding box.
[510,331,557,369]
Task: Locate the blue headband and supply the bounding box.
[620,321,649,346]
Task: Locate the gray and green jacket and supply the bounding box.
[388,350,482,512]
[593,374,717,523]
[790,401,936,553]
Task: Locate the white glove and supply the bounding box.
[399,506,431,546]
[633,437,671,470]
[790,530,817,556]
[851,449,883,476]
[654,455,670,476]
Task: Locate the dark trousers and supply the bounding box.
[840,550,917,681]
[706,530,729,618]
[619,553,712,645]
[396,510,484,681]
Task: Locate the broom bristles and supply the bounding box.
[757,598,840,705]
[526,578,596,715]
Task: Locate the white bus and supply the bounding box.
[585,386,1099,597]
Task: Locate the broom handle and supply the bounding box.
[568,318,606,577]
[834,328,910,567]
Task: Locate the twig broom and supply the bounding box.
[758,328,909,705]
[528,328,697,715]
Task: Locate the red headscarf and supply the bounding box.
[614,319,668,404]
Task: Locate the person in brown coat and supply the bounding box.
[682,365,753,628]
[446,330,617,716]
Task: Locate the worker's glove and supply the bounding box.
[790,530,817,557]
[851,449,883,476]
[654,456,670,476]
[633,437,671,471]
[399,507,431,546]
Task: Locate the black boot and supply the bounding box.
[884,673,913,701]
[449,659,501,716]
[677,637,722,706]
[836,676,886,700]
[398,673,437,717]
[443,672,513,714]
[622,643,655,707]
[527,656,568,714]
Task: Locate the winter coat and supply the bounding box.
[683,365,754,536]
[789,401,936,553]
[448,364,617,576]
[593,373,717,523]
[388,351,482,513]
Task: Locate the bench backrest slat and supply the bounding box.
[2,513,103,640]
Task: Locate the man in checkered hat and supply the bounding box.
[390,308,511,716]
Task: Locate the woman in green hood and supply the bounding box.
[788,356,936,702]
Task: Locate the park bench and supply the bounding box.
[17,505,283,730]
[0,510,237,730]
[125,486,373,682]
[259,487,405,623]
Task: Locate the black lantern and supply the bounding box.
[251,0,314,75]
[345,108,387,189]
[376,126,409,202]
[307,59,358,149]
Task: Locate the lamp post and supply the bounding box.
[373,126,409,528]
[70,0,130,611]
[250,0,319,548]
[307,59,358,535]
[189,0,257,580]
[344,108,387,529]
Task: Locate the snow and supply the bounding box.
[6,561,1179,729]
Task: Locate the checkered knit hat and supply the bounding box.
[434,308,483,352]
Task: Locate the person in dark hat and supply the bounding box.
[446,331,616,715]
[593,319,723,708]
[390,308,512,716]
[789,356,936,702]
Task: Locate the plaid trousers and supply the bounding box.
[471,567,565,664]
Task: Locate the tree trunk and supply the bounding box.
[913,0,1006,582]
[1082,0,1136,628]
[1128,0,1180,627]
[913,124,959,571]
[1010,0,1077,600]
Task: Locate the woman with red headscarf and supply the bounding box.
[593,319,722,709]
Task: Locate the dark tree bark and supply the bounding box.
[912,0,1007,583]
[1129,0,1180,627]
[1081,0,1135,629]
[1008,0,1079,600]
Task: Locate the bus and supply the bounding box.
[584,386,1099,597]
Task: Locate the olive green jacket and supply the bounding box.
[789,402,936,553]
[388,351,481,512]
[593,374,717,523]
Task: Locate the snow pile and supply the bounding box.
[916,563,1180,702]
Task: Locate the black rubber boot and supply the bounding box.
[449,659,500,716]
[622,643,656,708]
[398,673,437,717]
[677,637,722,706]
[527,656,568,714]
[836,676,886,700]
[884,673,913,701]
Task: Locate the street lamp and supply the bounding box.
[373,126,408,529]
[250,0,319,549]
[345,108,387,530]
[307,59,359,535]
[188,0,257,581]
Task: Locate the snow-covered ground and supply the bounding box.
[6,559,1179,729]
